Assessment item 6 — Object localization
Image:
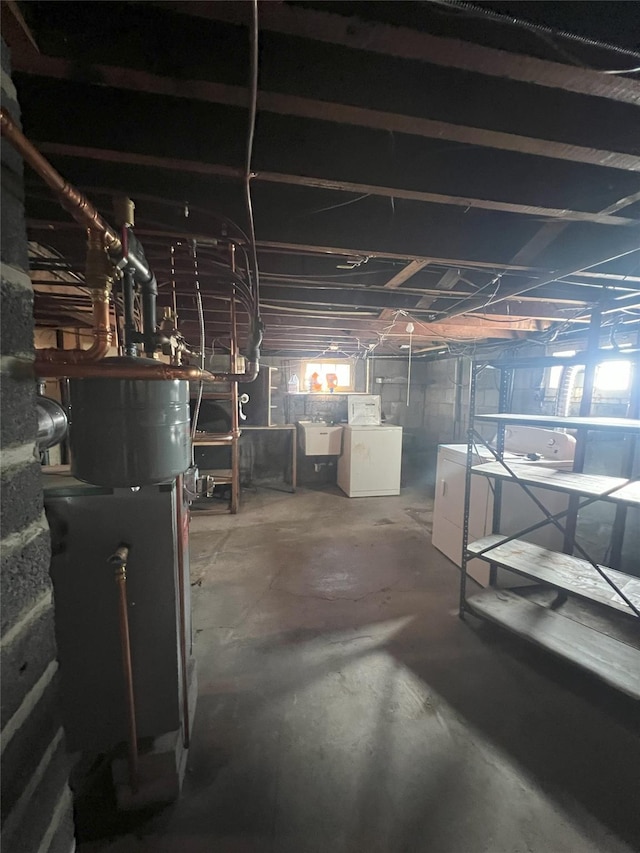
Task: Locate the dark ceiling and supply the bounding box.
[2,0,640,356]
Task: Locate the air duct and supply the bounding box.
[36,396,68,450]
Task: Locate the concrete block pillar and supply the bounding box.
[1,38,75,853]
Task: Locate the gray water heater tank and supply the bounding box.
[69,360,190,487]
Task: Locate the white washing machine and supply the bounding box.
[338,424,403,497]
[432,432,574,586]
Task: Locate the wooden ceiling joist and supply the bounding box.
[160,1,640,107]
[13,54,640,173]
[36,142,637,227]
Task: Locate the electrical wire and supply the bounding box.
[260,268,394,280]
[244,0,261,309]
[602,66,640,75]
[77,188,255,248]
[206,259,256,307]
[238,243,255,301]
[291,193,372,220]
[170,244,178,324]
[426,0,640,69]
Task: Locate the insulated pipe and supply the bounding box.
[122,267,138,358]
[141,279,158,357]
[36,396,67,449]
[121,227,158,354]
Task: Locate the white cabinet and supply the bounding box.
[432,444,570,586]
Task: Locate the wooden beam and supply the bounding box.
[379,260,431,321]
[14,54,640,172]
[441,242,640,319]
[1,1,40,54]
[256,240,640,283]
[171,304,574,328]
[414,268,466,315]
[23,216,543,274]
[447,191,640,321]
[381,260,431,289]
[34,142,638,227]
[26,220,635,301]
[160,1,640,107]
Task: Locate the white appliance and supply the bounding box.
[492,425,576,460]
[432,438,574,586]
[338,425,403,497]
[347,394,381,425]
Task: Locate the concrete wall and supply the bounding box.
[370,347,547,450]
[1,41,75,853]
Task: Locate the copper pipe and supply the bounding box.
[38,292,112,363]
[230,285,240,514]
[0,107,122,252]
[175,475,191,749]
[109,546,139,794]
[37,231,114,363]
[1,108,261,382]
[34,358,212,381]
[33,358,257,382]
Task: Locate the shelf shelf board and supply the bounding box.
[472,463,640,507]
[466,537,640,616]
[466,589,640,700]
[193,433,235,446]
[198,468,233,484]
[481,351,640,370]
[474,414,640,432]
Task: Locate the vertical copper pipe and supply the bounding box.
[175,474,191,748]
[112,549,138,793]
[230,246,240,514]
[36,231,114,364]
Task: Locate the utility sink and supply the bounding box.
[297,421,343,455]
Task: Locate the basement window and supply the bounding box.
[302,361,354,392]
[594,360,632,392]
[547,350,576,390]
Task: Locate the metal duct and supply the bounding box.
[36,396,68,450]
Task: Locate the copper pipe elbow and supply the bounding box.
[1,107,122,253]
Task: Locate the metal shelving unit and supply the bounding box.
[459,349,640,699]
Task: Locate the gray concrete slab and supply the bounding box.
[81,486,640,853]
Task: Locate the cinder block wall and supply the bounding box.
[1,40,75,853]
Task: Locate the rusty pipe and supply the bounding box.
[108,545,138,794]
[0,108,122,252]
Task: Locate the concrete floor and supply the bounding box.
[83,485,640,853]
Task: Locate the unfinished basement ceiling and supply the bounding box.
[5,0,640,355]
